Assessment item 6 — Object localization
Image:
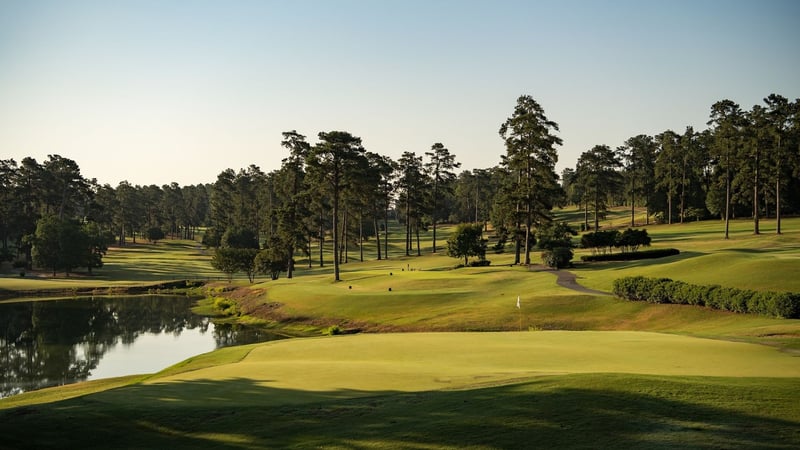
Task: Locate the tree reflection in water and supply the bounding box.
[0,296,283,398]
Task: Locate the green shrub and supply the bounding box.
[468,259,491,267]
[541,247,573,269]
[323,325,342,336]
[212,297,237,316]
[613,276,800,319]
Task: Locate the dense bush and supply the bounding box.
[541,247,574,269]
[581,228,651,255]
[212,297,238,316]
[612,276,800,319]
[146,227,165,243]
[581,248,680,262]
[323,325,342,335]
[468,259,491,267]
[616,228,651,252]
[580,230,620,254]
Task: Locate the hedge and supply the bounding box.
[612,276,800,319]
[581,248,680,262]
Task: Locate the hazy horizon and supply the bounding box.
[2,0,799,187]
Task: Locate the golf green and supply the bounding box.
[129,331,800,407]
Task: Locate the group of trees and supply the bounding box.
[0,155,209,275]
[3,93,798,279]
[562,94,800,238]
[202,131,464,282]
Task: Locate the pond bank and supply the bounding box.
[0,279,208,301]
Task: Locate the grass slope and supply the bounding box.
[2,215,799,448]
[0,239,219,294]
[567,214,800,293]
[2,332,799,449]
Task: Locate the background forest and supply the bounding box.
[1,94,799,278]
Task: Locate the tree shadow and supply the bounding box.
[2,374,798,449]
[574,251,705,272]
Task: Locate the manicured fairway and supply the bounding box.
[2,332,799,450]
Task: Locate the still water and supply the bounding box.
[0,295,285,398]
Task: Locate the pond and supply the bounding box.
[0,295,286,398]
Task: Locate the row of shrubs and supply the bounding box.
[581,248,680,262]
[612,276,800,319]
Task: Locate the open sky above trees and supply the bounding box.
[1,0,799,186]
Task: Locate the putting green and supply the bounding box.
[141,332,800,405]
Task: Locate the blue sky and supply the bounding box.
[1,0,798,186]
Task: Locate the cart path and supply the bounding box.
[529,265,612,296]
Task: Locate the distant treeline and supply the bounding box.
[1,93,799,278]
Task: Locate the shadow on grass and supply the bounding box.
[650,228,726,242]
[574,251,705,272]
[1,374,798,449]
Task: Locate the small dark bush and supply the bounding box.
[541,247,573,269]
[323,325,342,336]
[468,259,491,267]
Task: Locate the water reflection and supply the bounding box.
[0,296,284,398]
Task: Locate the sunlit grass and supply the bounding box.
[564,213,800,293]
[2,334,799,449]
[2,213,799,448]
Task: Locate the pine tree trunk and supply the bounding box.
[287,243,294,279]
[415,220,421,256]
[524,205,532,265]
[594,190,599,232]
[342,210,348,264]
[359,213,364,262]
[332,197,340,281]
[753,155,760,235]
[475,184,479,223]
[584,199,589,230]
[667,192,672,225]
[724,163,731,240]
[375,216,382,260]
[384,206,390,259]
[405,194,411,256]
[431,183,438,253]
[318,228,324,267]
[308,235,313,269]
[776,174,782,234]
[630,185,635,227]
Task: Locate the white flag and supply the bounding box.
[516,295,520,309]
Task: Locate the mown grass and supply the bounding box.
[2,332,799,449]
[1,214,799,448]
[565,213,800,293]
[0,239,221,293]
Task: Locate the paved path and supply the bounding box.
[529,264,612,296]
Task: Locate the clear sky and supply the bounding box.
[1,0,798,187]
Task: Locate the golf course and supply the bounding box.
[1,211,799,449]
